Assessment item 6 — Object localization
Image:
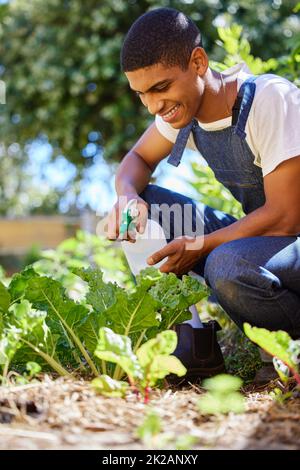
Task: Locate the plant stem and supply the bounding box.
[21,339,71,377]
[167,309,185,330]
[133,329,147,354]
[113,364,122,381]
[292,369,300,385]
[124,292,147,337]
[2,360,9,381]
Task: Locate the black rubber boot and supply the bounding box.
[167,321,226,386]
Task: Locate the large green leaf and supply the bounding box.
[8,267,38,301]
[149,272,209,329]
[25,276,90,334]
[106,287,159,336]
[24,275,98,375]
[74,267,119,315]
[136,330,178,365]
[74,267,122,354]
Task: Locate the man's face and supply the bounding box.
[125,60,204,129]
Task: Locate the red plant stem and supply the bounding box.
[144,383,150,404]
[128,377,140,399]
[291,369,300,385]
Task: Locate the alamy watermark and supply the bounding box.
[0,80,6,104]
[96,196,205,252]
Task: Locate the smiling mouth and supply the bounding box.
[161,104,180,120]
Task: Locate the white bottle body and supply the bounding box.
[121,218,203,328]
[121,219,167,275]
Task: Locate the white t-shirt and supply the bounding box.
[155,62,300,177]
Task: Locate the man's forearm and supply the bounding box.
[115,150,153,196]
[202,204,298,255]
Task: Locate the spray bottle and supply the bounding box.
[120,199,203,328]
[120,200,167,275]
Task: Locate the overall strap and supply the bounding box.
[232,75,257,139]
[167,119,195,167]
[167,75,258,167]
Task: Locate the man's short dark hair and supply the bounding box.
[121,7,202,72]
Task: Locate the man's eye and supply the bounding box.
[156,86,169,93]
[135,86,169,97]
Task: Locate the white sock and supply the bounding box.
[184,304,203,328]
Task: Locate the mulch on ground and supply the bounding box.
[0,376,299,450]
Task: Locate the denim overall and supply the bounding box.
[140,76,300,338]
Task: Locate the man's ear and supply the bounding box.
[190,47,208,76]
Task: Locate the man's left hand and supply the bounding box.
[147,236,205,275]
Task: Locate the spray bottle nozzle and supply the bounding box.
[119,200,139,236]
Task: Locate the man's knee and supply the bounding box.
[204,239,281,301]
[204,241,237,289]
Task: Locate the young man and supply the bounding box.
[107,7,300,382]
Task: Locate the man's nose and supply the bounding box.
[142,95,163,115]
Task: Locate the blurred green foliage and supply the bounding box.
[0,0,299,167]
[221,327,263,383]
[0,265,6,283]
[189,163,244,218]
[212,20,299,84]
[31,230,133,299]
[197,373,245,415]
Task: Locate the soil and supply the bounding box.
[0,375,299,450]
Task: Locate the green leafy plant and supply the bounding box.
[75,266,209,356]
[0,266,209,385]
[198,374,245,415]
[8,361,43,386]
[136,410,162,443]
[135,410,198,450]
[269,387,293,405]
[93,328,186,402]
[244,323,300,385]
[0,299,71,382]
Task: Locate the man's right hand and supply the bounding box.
[106,194,149,242]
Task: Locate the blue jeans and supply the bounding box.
[140,184,300,339]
